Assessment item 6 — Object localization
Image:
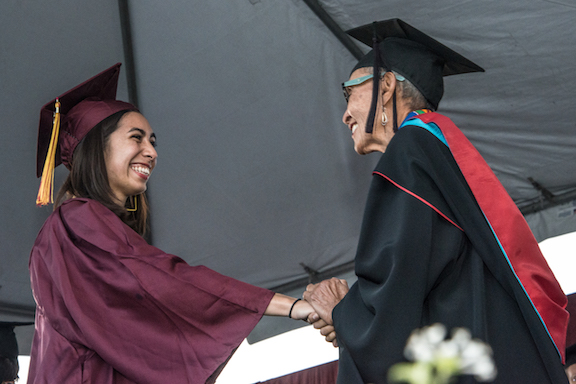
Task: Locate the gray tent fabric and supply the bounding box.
[1,0,576,356]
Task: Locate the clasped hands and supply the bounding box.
[291,277,349,347]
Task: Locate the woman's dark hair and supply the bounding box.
[54,109,150,237]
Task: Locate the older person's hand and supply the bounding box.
[303,278,349,325]
[311,317,339,347]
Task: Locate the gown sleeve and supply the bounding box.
[331,127,468,383]
[30,198,274,383]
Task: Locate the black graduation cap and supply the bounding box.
[0,322,33,362]
[346,18,484,131]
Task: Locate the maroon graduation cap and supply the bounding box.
[36,63,135,205]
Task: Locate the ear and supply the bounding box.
[380,71,398,106]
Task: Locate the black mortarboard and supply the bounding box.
[345,19,483,135]
[0,325,18,362]
[36,63,136,205]
[347,18,484,110]
[0,322,32,361]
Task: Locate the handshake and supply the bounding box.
[288,277,350,347]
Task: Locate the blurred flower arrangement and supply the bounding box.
[387,323,497,384]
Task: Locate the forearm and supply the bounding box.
[265,293,308,319]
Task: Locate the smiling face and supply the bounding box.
[342,69,396,155]
[104,111,157,206]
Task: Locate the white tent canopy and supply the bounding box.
[2,0,576,355]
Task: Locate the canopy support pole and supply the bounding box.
[270,261,355,293]
[302,0,365,61]
[118,0,139,108]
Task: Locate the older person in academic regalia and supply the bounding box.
[28,64,315,384]
[303,19,568,384]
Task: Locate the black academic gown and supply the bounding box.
[332,119,568,384]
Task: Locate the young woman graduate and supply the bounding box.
[28,63,317,384]
[303,19,569,384]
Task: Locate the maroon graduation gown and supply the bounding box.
[332,112,568,383]
[28,198,274,384]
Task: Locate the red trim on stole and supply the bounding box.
[417,112,568,361]
[373,171,464,232]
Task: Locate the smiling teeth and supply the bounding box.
[352,124,358,133]
[132,166,150,176]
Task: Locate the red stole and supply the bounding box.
[417,112,568,362]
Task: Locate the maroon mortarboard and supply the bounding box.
[36,63,136,205]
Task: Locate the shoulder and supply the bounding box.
[375,125,456,179]
[58,198,116,220]
[389,124,450,159]
[59,197,106,211]
[55,198,127,236]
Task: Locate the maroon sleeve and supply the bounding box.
[31,198,274,383]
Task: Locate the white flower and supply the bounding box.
[451,327,472,348]
[459,340,497,381]
[404,323,447,362]
[437,339,459,359]
[394,324,497,383]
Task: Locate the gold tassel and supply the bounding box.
[36,99,61,206]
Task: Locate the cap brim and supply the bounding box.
[0,321,34,327]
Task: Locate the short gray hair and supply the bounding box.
[361,67,435,111]
[392,71,435,111]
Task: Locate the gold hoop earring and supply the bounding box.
[381,107,388,126]
[126,195,138,212]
